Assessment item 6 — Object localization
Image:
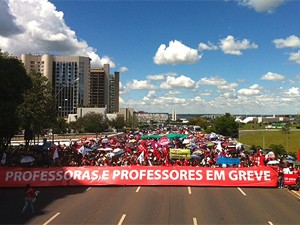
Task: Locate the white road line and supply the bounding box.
[188,186,192,194]
[86,187,91,191]
[136,186,141,192]
[193,217,198,225]
[237,187,247,196]
[268,221,274,225]
[118,214,126,225]
[43,212,60,225]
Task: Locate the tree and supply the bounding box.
[71,112,108,133]
[269,144,286,157]
[18,71,56,146]
[187,117,209,130]
[53,116,69,134]
[213,113,239,137]
[109,116,125,131]
[0,50,31,149]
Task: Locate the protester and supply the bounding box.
[21,184,37,215]
[6,127,298,179]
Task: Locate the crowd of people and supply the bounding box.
[1,127,298,174]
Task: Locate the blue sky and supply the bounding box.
[1,0,300,115]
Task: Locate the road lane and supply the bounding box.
[1,186,299,225]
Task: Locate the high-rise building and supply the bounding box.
[19,54,90,117]
[90,64,120,113]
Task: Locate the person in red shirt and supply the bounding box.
[21,184,36,215]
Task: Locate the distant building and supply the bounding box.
[135,111,169,123]
[119,108,135,123]
[172,110,177,121]
[19,54,90,118]
[90,64,120,113]
[77,107,107,118]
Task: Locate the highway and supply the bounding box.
[0,186,299,225]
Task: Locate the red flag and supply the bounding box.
[153,146,161,159]
[125,146,132,153]
[298,149,300,161]
[184,154,189,166]
[162,145,169,157]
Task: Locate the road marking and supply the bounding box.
[43,212,60,225]
[268,221,274,225]
[188,186,192,194]
[289,190,300,199]
[118,214,126,225]
[136,186,141,192]
[193,217,198,225]
[86,187,91,191]
[237,187,247,196]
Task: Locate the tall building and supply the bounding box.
[20,54,90,117]
[90,64,120,113]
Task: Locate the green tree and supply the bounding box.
[71,112,108,133]
[213,113,239,137]
[18,71,56,146]
[109,116,125,131]
[269,144,286,157]
[187,117,209,130]
[53,116,69,134]
[0,50,31,149]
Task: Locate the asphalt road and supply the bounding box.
[1,186,299,225]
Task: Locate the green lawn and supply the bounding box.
[238,130,300,153]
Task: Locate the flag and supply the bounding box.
[51,148,59,160]
[153,146,161,159]
[298,149,300,161]
[184,154,189,166]
[77,145,92,157]
[137,151,145,164]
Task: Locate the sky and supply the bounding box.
[1,0,300,115]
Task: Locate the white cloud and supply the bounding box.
[273,35,300,48]
[146,74,165,81]
[236,0,286,13]
[126,79,155,90]
[218,83,239,90]
[289,50,300,64]
[0,0,24,37]
[143,91,157,101]
[119,67,128,73]
[119,97,125,105]
[223,91,238,99]
[198,41,218,51]
[219,35,258,55]
[153,40,202,65]
[155,96,187,105]
[285,87,300,96]
[261,72,285,81]
[160,75,195,89]
[197,77,227,86]
[237,84,262,96]
[0,0,115,68]
[168,90,181,95]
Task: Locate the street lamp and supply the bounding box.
[52,77,79,141]
[55,78,79,117]
[55,77,79,97]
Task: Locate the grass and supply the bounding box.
[238,130,300,154]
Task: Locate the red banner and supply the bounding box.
[0,166,278,187]
[284,174,298,185]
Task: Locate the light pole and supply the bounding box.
[52,77,79,141]
[55,78,79,117]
